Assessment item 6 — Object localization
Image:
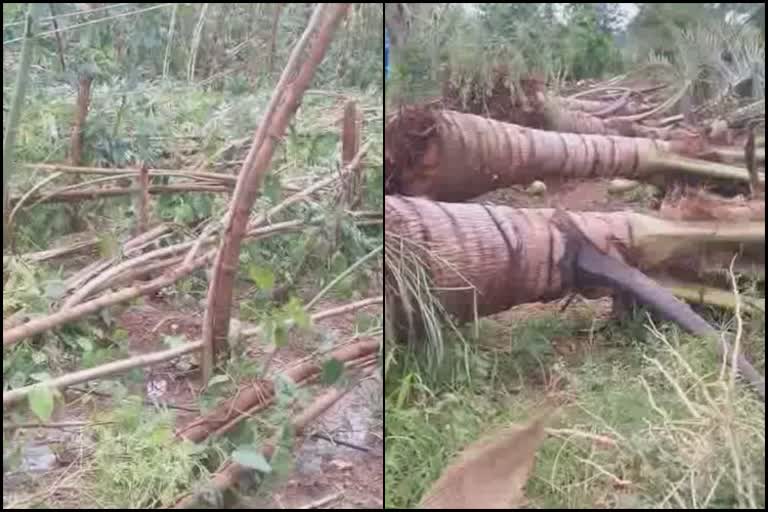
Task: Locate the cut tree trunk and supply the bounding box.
[384,108,759,201]
[384,195,763,322]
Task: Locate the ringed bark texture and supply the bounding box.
[385,195,762,323]
[385,195,632,322]
[385,108,686,201]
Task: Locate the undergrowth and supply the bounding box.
[385,298,765,509]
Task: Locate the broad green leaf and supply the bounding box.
[29,385,55,422]
[248,264,275,290]
[320,358,344,386]
[274,374,298,406]
[274,323,288,348]
[283,297,310,329]
[232,448,272,473]
[174,202,194,224]
[77,337,94,352]
[330,251,349,275]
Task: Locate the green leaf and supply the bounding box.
[274,374,298,406]
[330,251,349,275]
[112,328,129,342]
[355,312,375,333]
[174,202,194,224]
[232,448,272,473]
[98,234,119,258]
[283,297,310,329]
[274,323,288,348]
[248,264,275,290]
[28,385,55,422]
[320,358,344,386]
[77,337,94,352]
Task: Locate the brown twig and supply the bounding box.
[172,366,376,509]
[9,184,230,205]
[25,163,239,185]
[3,254,212,349]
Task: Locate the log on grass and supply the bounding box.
[384,108,757,201]
[384,195,763,322]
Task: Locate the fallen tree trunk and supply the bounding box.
[384,108,759,201]
[385,195,763,321]
[385,196,765,398]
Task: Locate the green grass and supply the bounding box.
[385,303,766,509]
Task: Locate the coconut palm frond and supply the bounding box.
[384,232,473,371]
[670,21,765,109]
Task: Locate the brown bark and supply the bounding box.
[384,196,762,322]
[135,161,150,235]
[70,75,92,166]
[9,183,229,205]
[384,107,753,201]
[202,4,350,385]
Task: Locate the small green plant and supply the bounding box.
[91,397,211,508]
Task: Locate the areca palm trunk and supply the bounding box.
[385,108,758,201]
[385,195,763,322]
